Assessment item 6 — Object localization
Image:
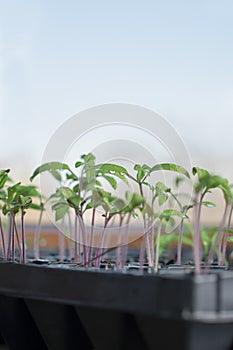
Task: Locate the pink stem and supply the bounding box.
[193,193,203,274]
[218,204,230,265]
[115,216,124,270]
[11,216,15,261]
[146,221,154,268]
[139,233,146,272]
[12,215,21,254]
[67,212,73,260]
[73,214,82,263]
[34,209,43,260]
[59,218,65,262]
[78,214,87,265]
[177,219,184,265]
[149,219,155,267]
[0,215,6,261]
[121,213,131,268]
[221,205,233,265]
[21,208,26,264]
[95,218,108,267]
[88,208,96,266]
[206,204,229,271]
[7,214,12,261]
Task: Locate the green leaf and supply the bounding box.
[99,163,128,175]
[102,175,117,190]
[84,202,94,210]
[17,185,42,198]
[163,216,176,229]
[95,180,102,187]
[30,162,74,182]
[202,201,216,208]
[0,190,6,201]
[142,164,151,172]
[134,164,146,183]
[18,195,32,207]
[91,189,104,207]
[195,175,229,193]
[50,170,62,181]
[67,196,82,210]
[52,202,70,221]
[223,228,233,233]
[111,198,126,212]
[75,161,83,168]
[98,163,128,183]
[72,184,79,193]
[130,193,144,209]
[59,186,74,199]
[220,182,233,204]
[0,175,7,189]
[124,192,144,212]
[131,210,139,219]
[112,171,128,184]
[155,182,170,206]
[80,177,96,192]
[29,203,44,211]
[2,204,8,215]
[182,204,194,212]
[81,153,95,163]
[7,182,21,204]
[150,163,190,178]
[0,170,10,189]
[66,173,77,180]
[159,209,187,221]
[81,153,96,183]
[143,182,153,190]
[192,167,209,181]
[0,169,10,177]
[91,190,120,214]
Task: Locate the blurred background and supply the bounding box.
[1,0,233,225]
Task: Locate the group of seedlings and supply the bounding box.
[0,153,233,274]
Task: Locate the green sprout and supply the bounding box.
[192,167,233,273]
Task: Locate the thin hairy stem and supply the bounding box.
[88,208,96,266]
[176,219,184,265]
[115,215,124,270]
[7,214,12,261]
[78,214,87,265]
[21,208,26,263]
[155,220,163,273]
[94,217,110,267]
[221,204,233,265]
[121,212,131,268]
[218,204,230,265]
[0,215,6,261]
[193,192,205,274]
[34,208,43,260]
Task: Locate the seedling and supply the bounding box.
[23,157,233,274]
[0,169,11,260]
[192,167,233,273]
[154,209,187,272]
[158,228,193,263]
[30,154,129,266]
[0,176,41,263]
[126,163,190,270]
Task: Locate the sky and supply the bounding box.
[1,0,233,186]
